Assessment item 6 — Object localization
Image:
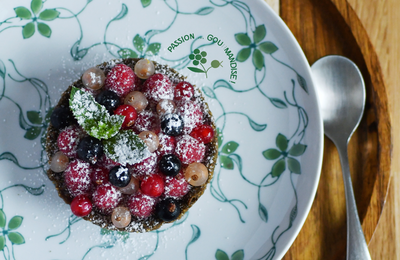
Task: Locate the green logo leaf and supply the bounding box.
[145,43,161,55]
[258,41,278,54]
[38,9,60,21]
[221,141,239,154]
[271,158,286,177]
[236,48,251,62]
[14,7,32,20]
[118,48,138,59]
[0,210,5,228]
[262,149,281,160]
[253,24,266,44]
[288,143,307,156]
[7,232,25,245]
[287,157,301,174]
[27,110,42,124]
[37,22,51,37]
[133,34,145,53]
[252,49,264,70]
[8,216,23,230]
[141,0,151,8]
[22,22,35,39]
[234,33,251,46]
[69,87,124,140]
[215,249,229,260]
[31,0,43,15]
[276,134,288,152]
[187,67,205,73]
[103,130,150,165]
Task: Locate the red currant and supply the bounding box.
[190,125,214,144]
[70,195,92,217]
[114,104,138,128]
[140,174,164,197]
[174,81,194,101]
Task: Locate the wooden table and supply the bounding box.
[264,0,398,259]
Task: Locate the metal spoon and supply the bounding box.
[311,55,371,260]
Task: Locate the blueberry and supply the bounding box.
[95,90,121,114]
[50,106,74,129]
[109,166,131,187]
[155,198,181,222]
[159,154,181,177]
[77,136,103,164]
[160,114,184,136]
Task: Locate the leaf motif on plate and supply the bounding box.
[30,0,43,15]
[37,22,51,38]
[14,7,32,20]
[22,22,35,39]
[38,9,60,21]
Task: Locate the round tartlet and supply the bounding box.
[46,58,218,232]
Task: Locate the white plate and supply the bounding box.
[0,0,323,259]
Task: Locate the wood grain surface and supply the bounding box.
[262,0,397,259]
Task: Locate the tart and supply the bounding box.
[46,58,218,232]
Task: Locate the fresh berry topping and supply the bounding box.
[133,110,159,133]
[114,104,138,128]
[95,90,121,115]
[50,151,69,173]
[129,152,158,178]
[104,63,138,97]
[174,81,194,101]
[184,162,209,186]
[160,114,184,136]
[124,91,148,113]
[142,73,173,103]
[177,100,203,134]
[92,183,122,214]
[175,135,205,164]
[157,133,176,156]
[57,126,81,157]
[77,136,104,164]
[140,174,164,197]
[138,131,159,153]
[97,154,120,170]
[119,176,140,195]
[111,206,131,228]
[190,124,214,144]
[164,172,189,198]
[50,106,74,130]
[70,195,92,217]
[134,59,155,79]
[64,159,93,197]
[128,192,155,218]
[156,99,176,115]
[159,154,181,177]
[155,198,181,222]
[91,167,109,185]
[109,165,131,187]
[82,67,105,91]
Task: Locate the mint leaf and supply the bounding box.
[103,130,150,165]
[69,87,124,139]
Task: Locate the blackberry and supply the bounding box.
[155,198,181,222]
[95,90,121,114]
[109,165,131,188]
[50,106,74,129]
[159,154,181,177]
[160,113,184,136]
[77,136,104,164]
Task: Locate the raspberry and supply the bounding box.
[177,100,203,134]
[129,152,158,178]
[190,124,214,144]
[164,172,189,198]
[175,135,205,164]
[91,166,109,185]
[104,63,139,97]
[140,174,164,197]
[157,133,176,156]
[128,192,156,218]
[133,110,159,133]
[64,159,93,197]
[97,154,120,170]
[142,73,173,103]
[70,195,92,217]
[57,126,82,157]
[174,81,194,101]
[92,183,122,214]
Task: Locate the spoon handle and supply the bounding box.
[337,141,371,260]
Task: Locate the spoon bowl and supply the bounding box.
[311,55,371,260]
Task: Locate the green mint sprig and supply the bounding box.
[69,87,124,140]
[103,130,150,165]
